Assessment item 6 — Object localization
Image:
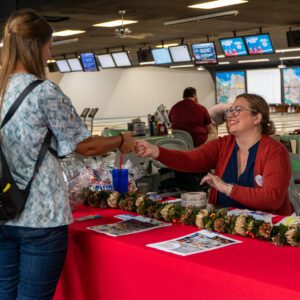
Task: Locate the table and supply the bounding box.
[54,206,300,300]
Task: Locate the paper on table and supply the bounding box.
[147,230,242,256]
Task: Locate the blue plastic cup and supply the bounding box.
[112,169,129,193]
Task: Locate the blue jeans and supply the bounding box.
[0,225,68,300]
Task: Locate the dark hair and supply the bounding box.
[236,93,276,135]
[183,87,197,99]
[0,9,53,99]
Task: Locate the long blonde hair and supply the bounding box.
[0,9,53,100]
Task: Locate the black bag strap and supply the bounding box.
[1,79,44,129]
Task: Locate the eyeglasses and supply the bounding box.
[225,106,257,118]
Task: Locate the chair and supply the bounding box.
[114,151,151,174]
[151,138,191,191]
[172,129,194,150]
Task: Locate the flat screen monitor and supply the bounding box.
[244,33,274,55]
[67,58,83,71]
[283,67,300,104]
[192,42,218,64]
[56,59,71,73]
[137,49,154,63]
[215,70,246,103]
[247,69,281,104]
[168,45,191,63]
[219,37,248,57]
[80,52,98,71]
[97,54,116,69]
[151,48,172,64]
[47,62,59,73]
[111,52,132,67]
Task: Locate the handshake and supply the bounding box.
[120,132,159,159]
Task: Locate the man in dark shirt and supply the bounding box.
[169,87,212,147]
[163,87,211,192]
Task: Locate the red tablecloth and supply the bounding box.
[54,205,300,300]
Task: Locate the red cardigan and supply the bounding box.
[157,135,293,215]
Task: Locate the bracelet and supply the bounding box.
[226,184,234,196]
[118,133,124,148]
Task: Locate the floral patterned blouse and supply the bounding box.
[0,73,91,228]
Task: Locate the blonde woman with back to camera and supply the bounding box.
[0,9,135,299]
[136,94,293,216]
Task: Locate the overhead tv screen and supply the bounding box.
[56,59,71,73]
[97,54,116,68]
[111,52,131,67]
[80,52,98,71]
[67,58,83,71]
[283,67,300,104]
[219,37,248,57]
[247,69,281,104]
[192,42,218,64]
[244,33,274,55]
[168,45,191,63]
[151,48,172,64]
[216,71,246,103]
[137,49,154,63]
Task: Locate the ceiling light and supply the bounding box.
[169,64,195,69]
[280,56,300,61]
[218,61,230,65]
[155,43,179,48]
[139,61,155,66]
[238,58,270,63]
[217,54,225,58]
[53,30,85,37]
[189,0,248,9]
[53,38,79,46]
[164,10,238,26]
[93,20,138,27]
[278,63,286,69]
[276,48,300,53]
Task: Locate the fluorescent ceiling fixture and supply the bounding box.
[279,56,300,61]
[53,38,79,46]
[169,64,195,69]
[164,10,238,25]
[238,58,270,63]
[47,59,56,63]
[93,20,138,27]
[53,30,85,37]
[218,61,230,65]
[276,48,300,53]
[189,0,248,9]
[139,61,155,65]
[155,43,179,48]
[217,54,225,58]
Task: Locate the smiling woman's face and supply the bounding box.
[227,97,260,136]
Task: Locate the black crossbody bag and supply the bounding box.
[0,80,52,223]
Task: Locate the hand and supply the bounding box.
[120,131,135,154]
[200,172,230,195]
[135,140,159,158]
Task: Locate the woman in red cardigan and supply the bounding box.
[136,94,293,215]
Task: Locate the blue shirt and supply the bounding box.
[217,141,260,208]
[1,74,91,228]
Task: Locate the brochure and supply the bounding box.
[88,217,171,237]
[147,230,241,256]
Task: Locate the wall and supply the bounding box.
[47,67,216,118]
